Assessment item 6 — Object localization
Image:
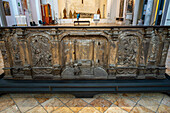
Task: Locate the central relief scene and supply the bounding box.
[61,36,108,79]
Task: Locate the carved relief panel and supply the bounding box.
[0,27,169,80]
[28,34,53,77]
[117,32,140,67]
[61,36,108,79]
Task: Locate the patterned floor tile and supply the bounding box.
[161,95,170,106]
[130,104,154,113]
[33,93,57,98]
[55,94,75,98]
[126,97,141,103]
[79,105,100,113]
[90,98,112,112]
[59,98,73,104]
[121,93,142,97]
[41,98,64,113]
[12,97,39,112]
[157,104,170,113]
[52,105,74,113]
[104,104,128,113]
[114,98,136,112]
[0,105,21,113]
[0,96,15,112]
[138,97,160,112]
[26,105,47,113]
[81,98,95,103]
[66,98,88,113]
[10,93,33,98]
[103,94,120,103]
[94,93,120,99]
[143,93,165,97]
[68,107,84,113]
[35,97,50,104]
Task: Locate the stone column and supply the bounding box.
[53,0,59,20]
[25,0,33,26]
[144,0,154,25]
[0,0,7,26]
[132,0,140,25]
[107,0,111,18]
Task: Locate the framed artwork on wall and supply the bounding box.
[126,0,134,13]
[3,1,11,16]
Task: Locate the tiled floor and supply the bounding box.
[0,93,169,113]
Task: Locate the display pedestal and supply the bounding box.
[0,73,169,98]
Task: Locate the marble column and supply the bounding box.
[144,0,154,25]
[107,0,111,18]
[52,0,59,20]
[132,0,140,25]
[26,0,33,26]
[0,0,7,26]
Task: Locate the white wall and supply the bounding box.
[38,0,120,24]
[58,0,107,19]
[0,16,2,26]
[2,0,16,26]
[30,0,42,24]
[165,2,170,25]
[107,0,120,23]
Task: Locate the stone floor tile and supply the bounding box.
[26,105,47,113]
[145,96,164,103]
[104,104,128,113]
[54,94,75,98]
[143,93,165,97]
[58,98,73,104]
[0,105,21,113]
[161,95,170,106]
[105,97,119,104]
[94,93,120,99]
[138,97,160,112]
[41,98,64,113]
[35,97,50,104]
[157,104,170,113]
[103,94,120,103]
[79,105,100,113]
[114,97,136,112]
[10,93,33,98]
[90,98,112,112]
[90,98,112,107]
[33,93,57,98]
[66,98,88,107]
[81,98,95,103]
[130,104,154,113]
[0,96,15,112]
[12,97,39,112]
[121,93,142,97]
[68,107,84,113]
[52,105,74,113]
[66,98,88,113]
[126,97,141,103]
